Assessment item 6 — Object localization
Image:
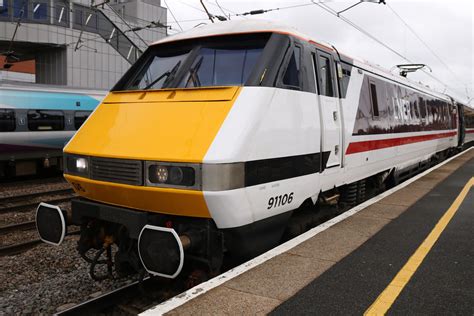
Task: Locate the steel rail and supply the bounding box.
[55,277,153,316]
[0,220,36,234]
[0,239,42,256]
[0,189,75,214]
[0,188,74,204]
[0,230,80,257]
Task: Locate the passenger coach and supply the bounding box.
[0,82,105,177]
[36,20,474,280]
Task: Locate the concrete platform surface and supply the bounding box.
[143,148,473,315]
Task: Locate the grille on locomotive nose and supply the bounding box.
[90,157,143,186]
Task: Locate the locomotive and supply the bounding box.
[36,20,474,280]
[0,82,105,178]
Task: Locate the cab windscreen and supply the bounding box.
[114,33,271,91]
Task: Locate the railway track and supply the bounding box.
[0,184,76,256]
[0,229,80,257]
[56,277,153,315]
[0,220,36,234]
[0,188,75,214]
[55,274,190,315]
[0,239,43,256]
[0,220,39,256]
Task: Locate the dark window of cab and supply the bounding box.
[112,33,274,92]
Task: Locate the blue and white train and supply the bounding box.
[0,81,106,177]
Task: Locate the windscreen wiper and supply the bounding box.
[161,60,182,88]
[184,57,204,88]
[143,61,181,90]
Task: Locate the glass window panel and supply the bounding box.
[282,47,300,87]
[13,0,26,18]
[319,55,333,97]
[27,110,64,131]
[97,14,113,39]
[84,11,97,32]
[242,49,261,82]
[0,0,10,17]
[73,7,82,29]
[54,3,68,25]
[119,35,267,91]
[370,83,379,117]
[132,51,191,90]
[0,109,15,132]
[419,97,427,118]
[181,47,262,88]
[74,111,91,130]
[32,2,47,19]
[214,49,246,85]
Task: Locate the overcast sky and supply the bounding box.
[162,0,473,105]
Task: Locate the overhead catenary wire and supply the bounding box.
[3,2,169,37]
[0,0,218,45]
[199,0,468,101]
[163,0,183,31]
[174,0,208,14]
[386,3,465,88]
[200,0,216,23]
[0,0,172,51]
[311,1,468,100]
[234,2,315,16]
[213,0,231,19]
[89,0,170,31]
[0,6,158,62]
[3,0,470,101]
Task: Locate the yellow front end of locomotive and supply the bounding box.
[63,86,241,218]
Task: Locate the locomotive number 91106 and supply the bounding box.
[268,192,294,209]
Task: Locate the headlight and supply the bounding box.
[64,155,89,177]
[169,166,184,184]
[148,164,195,187]
[146,161,245,191]
[155,166,169,183]
[76,158,88,171]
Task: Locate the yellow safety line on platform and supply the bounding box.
[365,177,474,316]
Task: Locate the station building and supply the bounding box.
[0,0,167,89]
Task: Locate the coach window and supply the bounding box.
[74,111,91,130]
[419,97,427,119]
[28,110,64,131]
[443,103,450,128]
[318,55,334,97]
[369,81,379,117]
[282,46,301,88]
[0,109,15,132]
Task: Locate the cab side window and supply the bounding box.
[282,46,301,88]
[318,55,334,97]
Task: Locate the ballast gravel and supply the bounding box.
[0,235,135,314]
[0,176,69,199]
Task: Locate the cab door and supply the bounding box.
[312,50,342,168]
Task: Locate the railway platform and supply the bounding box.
[143,148,474,315]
